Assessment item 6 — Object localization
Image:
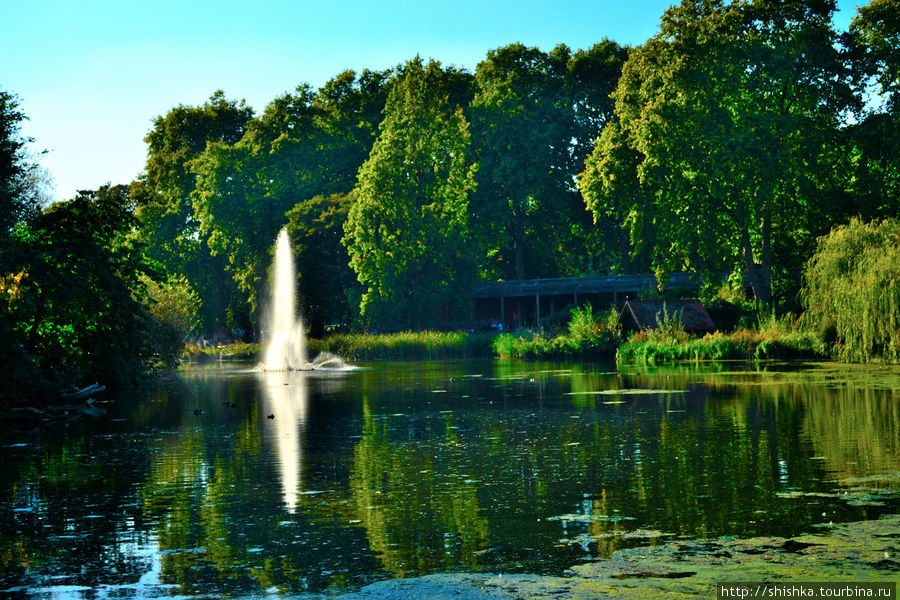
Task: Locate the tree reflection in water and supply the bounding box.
[0,360,898,597]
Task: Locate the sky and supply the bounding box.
[2,0,863,203]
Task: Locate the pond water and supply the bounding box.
[2,359,899,598]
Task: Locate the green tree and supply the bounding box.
[284,192,358,337]
[343,57,478,329]
[580,0,855,306]
[802,218,900,361]
[470,42,626,280]
[843,0,900,220]
[191,75,393,325]
[3,185,169,398]
[134,91,254,335]
[0,89,42,238]
[850,0,900,112]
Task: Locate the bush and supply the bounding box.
[492,305,620,359]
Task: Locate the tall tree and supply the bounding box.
[285,192,359,337]
[470,42,625,280]
[134,91,254,335]
[0,90,41,239]
[3,185,170,398]
[844,0,900,220]
[343,58,478,329]
[580,0,855,306]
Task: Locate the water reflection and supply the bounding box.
[259,370,309,513]
[0,360,898,598]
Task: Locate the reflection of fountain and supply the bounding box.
[260,370,308,513]
[263,228,354,371]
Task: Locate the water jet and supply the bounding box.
[262,228,354,372]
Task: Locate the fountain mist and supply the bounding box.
[264,229,307,370]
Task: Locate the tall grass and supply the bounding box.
[618,311,824,364]
[312,330,495,361]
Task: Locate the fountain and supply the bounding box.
[264,228,307,370]
[262,228,353,371]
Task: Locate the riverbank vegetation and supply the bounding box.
[2,0,899,402]
[312,331,495,361]
[617,313,826,364]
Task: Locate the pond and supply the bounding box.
[2,359,899,598]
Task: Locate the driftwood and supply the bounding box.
[61,382,106,401]
[3,382,107,424]
[8,401,106,422]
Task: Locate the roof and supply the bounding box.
[620,300,716,331]
[472,273,698,299]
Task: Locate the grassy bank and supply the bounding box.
[492,305,621,359]
[180,311,832,365]
[310,330,496,361]
[184,341,261,362]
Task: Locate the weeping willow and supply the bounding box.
[802,218,900,362]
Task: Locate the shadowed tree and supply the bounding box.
[470,42,626,280]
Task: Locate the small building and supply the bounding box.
[619,300,716,332]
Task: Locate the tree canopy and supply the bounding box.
[343,58,478,329]
[580,0,856,306]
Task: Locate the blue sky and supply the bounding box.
[2,0,863,202]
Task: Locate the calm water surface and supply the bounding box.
[2,359,899,598]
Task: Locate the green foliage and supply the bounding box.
[0,89,43,237]
[471,42,627,280]
[344,57,478,329]
[1,185,173,400]
[134,91,254,335]
[618,311,823,365]
[802,218,900,362]
[579,0,855,307]
[284,192,359,337]
[492,305,621,359]
[142,273,201,364]
[850,0,900,113]
[187,73,392,327]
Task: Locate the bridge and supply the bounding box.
[472,273,700,328]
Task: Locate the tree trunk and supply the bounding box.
[513,205,526,280]
[619,224,633,275]
[740,224,772,308]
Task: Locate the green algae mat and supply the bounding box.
[342,514,899,599]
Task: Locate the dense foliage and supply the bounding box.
[579,0,856,306]
[2,0,900,401]
[343,58,478,329]
[802,218,900,362]
[0,184,178,402]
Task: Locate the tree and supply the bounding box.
[191,74,394,326]
[843,0,900,220]
[285,192,359,337]
[470,42,626,280]
[802,218,900,361]
[0,89,42,239]
[134,91,254,335]
[580,0,855,306]
[2,185,171,399]
[850,0,900,112]
[343,58,478,329]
